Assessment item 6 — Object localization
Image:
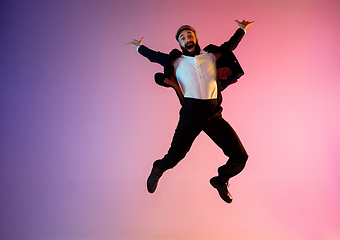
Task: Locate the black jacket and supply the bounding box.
[138,28,245,104]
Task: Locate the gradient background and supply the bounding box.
[1,0,340,239]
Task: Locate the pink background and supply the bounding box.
[1,0,340,239]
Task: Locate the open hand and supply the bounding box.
[126,37,144,48]
[235,20,255,30]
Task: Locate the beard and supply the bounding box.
[181,41,201,57]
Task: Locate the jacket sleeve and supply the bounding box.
[203,29,246,92]
[219,28,245,51]
[137,45,169,67]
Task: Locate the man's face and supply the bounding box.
[178,30,200,56]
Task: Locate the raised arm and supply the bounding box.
[220,20,255,51]
[126,37,169,67]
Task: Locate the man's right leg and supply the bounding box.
[147,106,202,193]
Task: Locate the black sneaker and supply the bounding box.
[210,177,233,203]
[147,166,164,193]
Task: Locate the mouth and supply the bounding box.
[186,42,195,52]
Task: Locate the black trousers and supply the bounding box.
[155,98,248,183]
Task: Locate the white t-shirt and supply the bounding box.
[173,50,218,100]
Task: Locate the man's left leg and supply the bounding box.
[204,117,248,203]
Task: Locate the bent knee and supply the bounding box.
[233,152,248,162]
